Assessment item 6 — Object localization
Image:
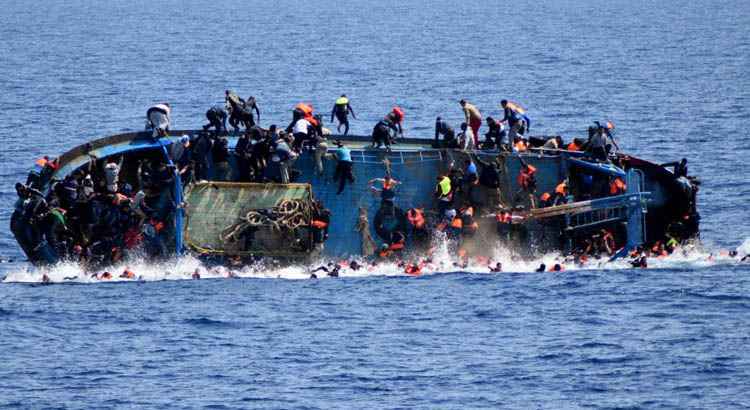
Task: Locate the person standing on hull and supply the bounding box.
[203,105,227,133]
[146,103,171,139]
[499,100,527,142]
[460,100,482,147]
[434,117,456,148]
[244,96,261,127]
[225,90,259,131]
[330,94,356,135]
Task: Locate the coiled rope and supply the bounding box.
[220,199,313,244]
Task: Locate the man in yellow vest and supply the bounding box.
[330,94,356,135]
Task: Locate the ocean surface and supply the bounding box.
[1,0,749,408]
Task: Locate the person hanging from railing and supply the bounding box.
[311,200,331,244]
[514,158,537,209]
[333,141,354,194]
[368,175,400,204]
[434,173,453,215]
[609,176,627,196]
[553,178,569,205]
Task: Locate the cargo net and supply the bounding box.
[183,182,315,256]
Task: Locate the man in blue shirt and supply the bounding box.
[333,141,354,194]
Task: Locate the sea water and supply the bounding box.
[1,0,749,408]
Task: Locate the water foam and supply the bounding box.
[2,238,748,284]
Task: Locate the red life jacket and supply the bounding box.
[555,181,568,196]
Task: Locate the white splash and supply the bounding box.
[2,238,748,284]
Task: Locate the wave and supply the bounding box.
[2,237,749,285]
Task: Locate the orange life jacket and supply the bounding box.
[450,217,463,229]
[407,208,425,229]
[555,181,568,196]
[295,103,318,127]
[609,177,626,195]
[517,165,537,189]
[540,192,552,202]
[391,107,404,123]
[515,140,528,152]
[389,242,405,251]
[311,220,328,229]
[566,142,580,151]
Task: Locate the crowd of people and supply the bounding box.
[13,91,702,279]
[12,150,178,269]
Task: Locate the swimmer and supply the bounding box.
[311,263,341,277]
[489,262,503,273]
[41,274,51,284]
[551,263,563,272]
[310,273,318,279]
[349,260,362,271]
[535,263,546,273]
[192,269,201,280]
[630,256,648,268]
[119,269,136,279]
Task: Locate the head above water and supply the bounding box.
[459,99,467,106]
[501,100,508,107]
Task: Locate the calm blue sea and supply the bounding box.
[1,0,749,408]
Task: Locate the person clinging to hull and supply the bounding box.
[330,94,356,135]
[146,102,171,139]
[333,141,354,194]
[459,99,482,146]
[434,117,456,148]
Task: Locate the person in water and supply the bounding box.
[311,263,341,277]
[330,94,356,135]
